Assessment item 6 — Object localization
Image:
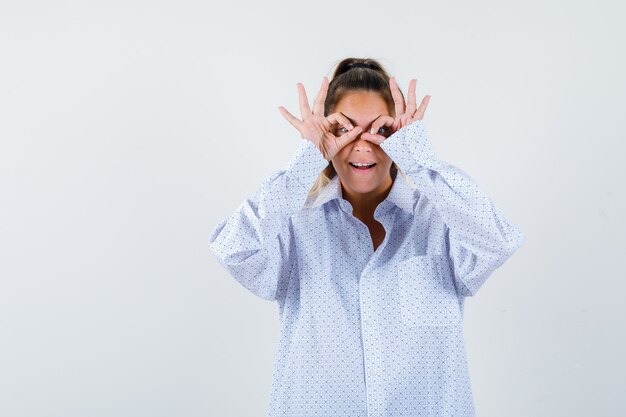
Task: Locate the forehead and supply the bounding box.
[334,90,390,125]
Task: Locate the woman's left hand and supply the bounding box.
[360,77,430,145]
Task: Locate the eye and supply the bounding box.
[377,126,390,135]
[336,126,349,134]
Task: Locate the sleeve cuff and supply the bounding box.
[379,119,437,172]
[285,138,330,187]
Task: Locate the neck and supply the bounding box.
[341,174,393,222]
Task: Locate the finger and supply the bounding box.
[414,95,431,120]
[312,76,329,116]
[368,114,395,135]
[361,115,395,145]
[337,125,364,149]
[405,79,417,118]
[326,112,354,133]
[389,76,405,118]
[359,132,384,146]
[277,106,303,131]
[321,127,361,161]
[297,82,312,119]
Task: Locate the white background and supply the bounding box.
[1,0,624,416]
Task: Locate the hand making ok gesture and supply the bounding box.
[278,76,364,161]
[360,77,431,145]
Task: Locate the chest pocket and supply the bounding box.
[397,254,461,327]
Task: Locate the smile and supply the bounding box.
[349,162,376,173]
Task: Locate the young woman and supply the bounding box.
[209,58,525,417]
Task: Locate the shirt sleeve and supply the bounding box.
[208,138,329,302]
[379,119,526,297]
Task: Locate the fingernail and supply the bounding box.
[348,124,353,130]
[370,128,375,134]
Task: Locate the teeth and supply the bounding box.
[351,162,375,167]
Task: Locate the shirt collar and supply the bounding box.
[305,170,415,215]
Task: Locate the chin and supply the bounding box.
[342,177,384,195]
[336,164,392,194]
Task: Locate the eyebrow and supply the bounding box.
[340,113,382,126]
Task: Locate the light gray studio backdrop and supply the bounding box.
[1,1,624,416]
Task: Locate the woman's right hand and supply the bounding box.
[278,76,363,161]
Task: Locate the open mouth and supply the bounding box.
[349,162,376,172]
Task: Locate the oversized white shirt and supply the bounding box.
[208,119,526,417]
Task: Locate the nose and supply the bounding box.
[352,131,374,151]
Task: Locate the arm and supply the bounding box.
[379,119,526,297]
[208,139,329,302]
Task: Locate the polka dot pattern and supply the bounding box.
[208,119,525,416]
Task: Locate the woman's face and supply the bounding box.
[330,90,394,201]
